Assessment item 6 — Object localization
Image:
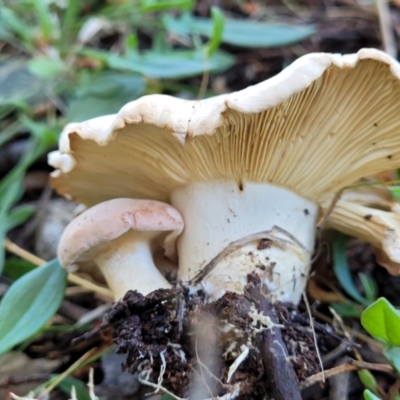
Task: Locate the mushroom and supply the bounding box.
[49,49,400,304]
[325,184,400,275]
[57,198,184,300]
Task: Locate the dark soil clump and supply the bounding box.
[90,276,321,399]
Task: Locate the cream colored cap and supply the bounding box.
[58,198,184,268]
[49,49,400,206]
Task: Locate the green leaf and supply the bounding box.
[22,119,59,155]
[164,14,315,48]
[0,174,25,274]
[363,390,382,400]
[4,204,36,231]
[31,0,54,41]
[358,369,378,393]
[60,0,81,48]
[361,297,400,346]
[0,23,14,42]
[332,234,370,306]
[27,57,66,80]
[358,273,377,302]
[383,347,400,373]
[0,8,33,48]
[0,118,58,274]
[126,33,139,52]
[389,186,400,201]
[139,0,194,12]
[0,259,67,355]
[56,376,91,400]
[0,120,57,203]
[105,48,234,79]
[330,302,364,318]
[207,7,225,56]
[3,257,36,281]
[0,59,47,110]
[0,173,25,212]
[0,121,23,148]
[67,71,145,122]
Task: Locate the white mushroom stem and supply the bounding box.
[93,231,171,300]
[171,180,319,304]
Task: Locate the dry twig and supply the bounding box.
[303,291,325,382]
[311,309,384,352]
[4,239,113,299]
[38,348,98,399]
[300,358,394,389]
[377,0,397,58]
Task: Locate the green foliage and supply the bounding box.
[360,298,400,397]
[139,0,194,12]
[207,7,225,56]
[0,116,59,273]
[0,7,35,50]
[332,234,374,309]
[0,59,48,114]
[103,48,234,79]
[67,71,145,122]
[0,121,23,147]
[4,204,36,232]
[358,369,378,395]
[163,13,315,48]
[159,395,175,400]
[364,390,381,400]
[389,185,400,201]
[359,273,377,303]
[328,234,400,396]
[361,297,400,347]
[28,56,66,80]
[0,259,67,355]
[383,346,400,374]
[60,0,81,49]
[31,0,54,41]
[56,376,92,400]
[3,257,36,281]
[329,302,365,318]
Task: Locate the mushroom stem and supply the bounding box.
[94,232,171,300]
[171,180,319,304]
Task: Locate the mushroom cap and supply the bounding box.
[374,248,400,275]
[327,198,400,255]
[58,198,184,268]
[49,49,400,206]
[325,184,400,275]
[339,184,396,209]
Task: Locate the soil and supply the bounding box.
[80,275,327,399]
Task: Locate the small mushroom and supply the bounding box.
[50,49,400,304]
[57,198,184,300]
